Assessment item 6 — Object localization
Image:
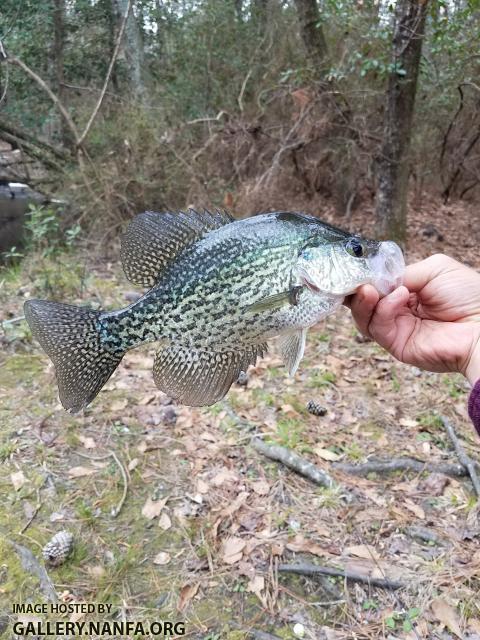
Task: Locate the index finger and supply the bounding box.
[404,254,458,292]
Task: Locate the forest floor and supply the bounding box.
[1,196,480,640]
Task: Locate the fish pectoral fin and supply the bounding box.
[246,287,304,314]
[277,329,307,377]
[121,208,234,288]
[153,343,267,406]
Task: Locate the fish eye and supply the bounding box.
[346,238,364,258]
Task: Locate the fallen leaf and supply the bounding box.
[313,446,341,462]
[177,582,200,612]
[110,398,128,411]
[222,536,246,564]
[418,473,449,496]
[196,479,209,494]
[211,468,238,487]
[153,551,171,565]
[199,431,217,442]
[128,458,139,471]
[399,418,418,428]
[137,441,148,454]
[68,466,97,478]
[158,512,172,531]
[271,542,285,556]
[87,565,106,579]
[251,480,270,495]
[345,544,381,561]
[431,598,463,638]
[281,404,299,416]
[139,393,156,405]
[69,610,85,624]
[286,535,331,558]
[468,619,480,633]
[50,511,65,522]
[247,575,264,600]
[404,499,425,520]
[78,435,96,449]
[141,496,168,520]
[11,470,26,491]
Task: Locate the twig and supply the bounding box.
[75,450,128,517]
[77,0,131,147]
[19,504,42,534]
[441,415,480,497]
[278,563,404,591]
[10,541,58,602]
[251,438,334,488]
[238,68,253,113]
[333,457,468,478]
[1,315,25,326]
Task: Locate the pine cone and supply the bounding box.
[42,530,74,566]
[306,400,327,417]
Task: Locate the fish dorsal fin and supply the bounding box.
[153,343,267,406]
[121,209,234,288]
[278,329,307,376]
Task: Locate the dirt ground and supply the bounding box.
[1,197,480,640]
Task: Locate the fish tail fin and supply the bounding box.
[24,299,124,413]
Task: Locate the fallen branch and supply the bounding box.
[333,457,468,478]
[251,438,334,488]
[441,415,480,497]
[278,563,404,591]
[0,117,70,160]
[0,130,65,173]
[10,541,57,602]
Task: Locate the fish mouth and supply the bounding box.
[369,241,405,296]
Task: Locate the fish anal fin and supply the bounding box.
[278,329,307,377]
[153,343,266,406]
[121,209,234,288]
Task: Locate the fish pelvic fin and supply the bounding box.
[277,329,307,377]
[153,343,267,406]
[24,299,124,413]
[121,209,234,288]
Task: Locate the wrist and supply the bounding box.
[464,338,480,386]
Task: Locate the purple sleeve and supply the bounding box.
[468,378,480,437]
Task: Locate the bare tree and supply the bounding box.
[293,0,329,76]
[375,0,430,243]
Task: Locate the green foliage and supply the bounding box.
[24,204,82,257]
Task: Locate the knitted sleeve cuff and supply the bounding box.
[468,378,480,437]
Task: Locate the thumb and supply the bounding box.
[369,286,411,349]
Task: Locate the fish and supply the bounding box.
[24,209,405,413]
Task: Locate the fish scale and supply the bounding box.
[24,209,404,412]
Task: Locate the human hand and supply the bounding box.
[347,254,480,384]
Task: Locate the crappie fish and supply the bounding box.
[24,210,404,412]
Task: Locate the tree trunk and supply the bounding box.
[52,0,70,147]
[375,0,429,243]
[114,0,148,102]
[293,0,329,76]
